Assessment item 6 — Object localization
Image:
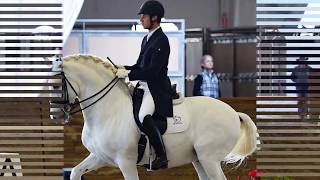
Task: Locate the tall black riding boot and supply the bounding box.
[143,114,168,170]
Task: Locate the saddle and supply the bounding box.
[171,84,180,100]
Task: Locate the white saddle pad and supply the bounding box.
[165,100,190,134]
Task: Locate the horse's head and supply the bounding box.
[50,57,80,123]
[50,54,134,123]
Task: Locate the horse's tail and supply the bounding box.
[224,112,257,166]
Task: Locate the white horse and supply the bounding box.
[53,54,257,180]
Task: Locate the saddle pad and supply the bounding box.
[165,102,190,134]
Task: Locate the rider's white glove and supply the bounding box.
[116,69,129,78]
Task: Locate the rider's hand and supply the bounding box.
[116,69,129,78]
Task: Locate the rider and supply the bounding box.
[116,0,173,170]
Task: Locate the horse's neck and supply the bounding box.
[79,84,139,147]
[72,70,134,133]
[80,81,130,122]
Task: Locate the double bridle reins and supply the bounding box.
[52,57,121,118]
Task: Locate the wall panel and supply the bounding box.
[257,0,320,177]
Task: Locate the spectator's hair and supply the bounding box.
[201,54,213,64]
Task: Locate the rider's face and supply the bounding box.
[139,14,151,29]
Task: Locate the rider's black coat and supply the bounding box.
[125,27,173,117]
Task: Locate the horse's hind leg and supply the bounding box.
[192,160,208,180]
[70,153,105,180]
[199,160,227,180]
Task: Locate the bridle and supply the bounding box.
[51,57,121,122]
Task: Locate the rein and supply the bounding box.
[52,57,121,117]
[60,72,120,115]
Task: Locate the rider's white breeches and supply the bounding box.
[138,82,155,123]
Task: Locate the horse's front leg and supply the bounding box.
[117,157,139,180]
[70,153,106,180]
